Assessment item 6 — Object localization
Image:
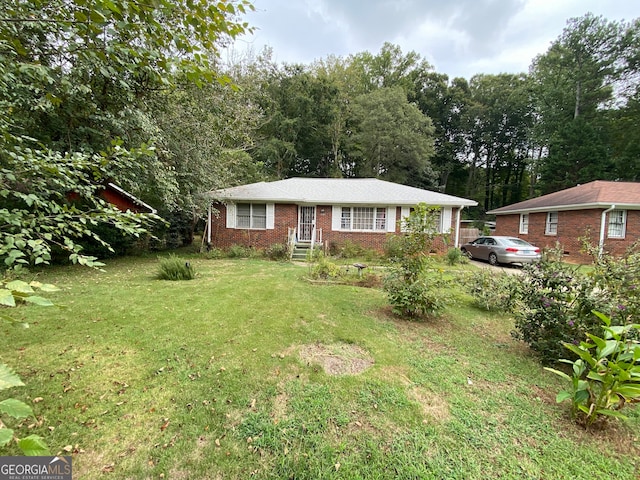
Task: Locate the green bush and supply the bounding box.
[545,311,640,427]
[265,243,290,261]
[511,260,603,365]
[157,254,196,280]
[445,247,467,266]
[383,271,446,317]
[383,204,447,318]
[464,269,519,313]
[227,244,254,258]
[308,252,343,280]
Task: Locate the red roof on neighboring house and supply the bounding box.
[488,181,640,214]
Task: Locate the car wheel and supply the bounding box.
[461,248,472,259]
[488,252,499,266]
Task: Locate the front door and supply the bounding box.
[298,206,316,242]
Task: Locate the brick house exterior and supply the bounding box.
[488,181,640,263]
[206,178,477,254]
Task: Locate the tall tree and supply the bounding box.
[463,74,534,211]
[530,14,637,193]
[347,87,436,187]
[0,0,253,267]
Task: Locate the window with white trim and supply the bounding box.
[545,212,558,235]
[236,203,266,229]
[340,207,387,231]
[519,213,529,234]
[607,210,626,238]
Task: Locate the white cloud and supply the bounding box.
[234,0,640,79]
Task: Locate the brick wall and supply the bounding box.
[210,203,458,254]
[494,209,640,263]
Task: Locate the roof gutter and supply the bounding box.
[599,205,616,258]
[455,206,465,248]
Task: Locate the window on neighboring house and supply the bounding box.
[545,212,558,235]
[519,213,529,234]
[607,210,626,238]
[236,203,266,229]
[340,207,387,231]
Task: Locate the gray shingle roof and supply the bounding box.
[208,178,477,207]
[488,181,640,214]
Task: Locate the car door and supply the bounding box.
[468,237,487,260]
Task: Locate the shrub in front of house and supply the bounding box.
[227,244,255,258]
[308,252,343,280]
[157,254,196,280]
[464,268,519,313]
[445,247,467,266]
[510,259,605,365]
[264,243,290,261]
[383,204,448,318]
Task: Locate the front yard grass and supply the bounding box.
[1,256,638,479]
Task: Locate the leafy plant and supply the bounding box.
[0,279,56,455]
[264,243,289,261]
[545,311,640,427]
[157,255,196,280]
[308,252,343,280]
[384,204,447,318]
[445,247,467,266]
[511,259,603,365]
[464,269,519,313]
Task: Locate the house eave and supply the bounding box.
[489,202,640,215]
[212,196,477,208]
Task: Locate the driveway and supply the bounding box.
[468,259,524,275]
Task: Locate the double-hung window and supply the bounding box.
[519,213,529,234]
[236,203,266,229]
[340,207,387,231]
[607,210,626,238]
[545,212,558,235]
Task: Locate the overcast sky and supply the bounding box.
[231,0,639,80]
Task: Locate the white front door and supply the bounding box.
[298,206,316,242]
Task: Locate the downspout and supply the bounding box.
[599,205,615,258]
[455,206,465,248]
[207,203,212,245]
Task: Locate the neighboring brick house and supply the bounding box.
[206,178,477,254]
[488,181,640,262]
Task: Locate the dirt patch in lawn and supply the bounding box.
[299,343,374,375]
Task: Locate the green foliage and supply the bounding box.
[384,204,447,318]
[445,247,467,266]
[156,255,196,281]
[227,244,255,259]
[308,252,343,280]
[0,281,54,455]
[383,271,445,317]
[545,311,640,427]
[264,243,289,262]
[463,269,519,313]
[511,259,603,365]
[0,146,154,270]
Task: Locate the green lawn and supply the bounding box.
[2,256,639,479]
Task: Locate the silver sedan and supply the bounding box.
[460,236,541,266]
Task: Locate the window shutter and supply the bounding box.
[226,203,236,228]
[387,207,397,232]
[441,208,452,233]
[266,204,275,230]
[400,207,410,232]
[331,206,342,231]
